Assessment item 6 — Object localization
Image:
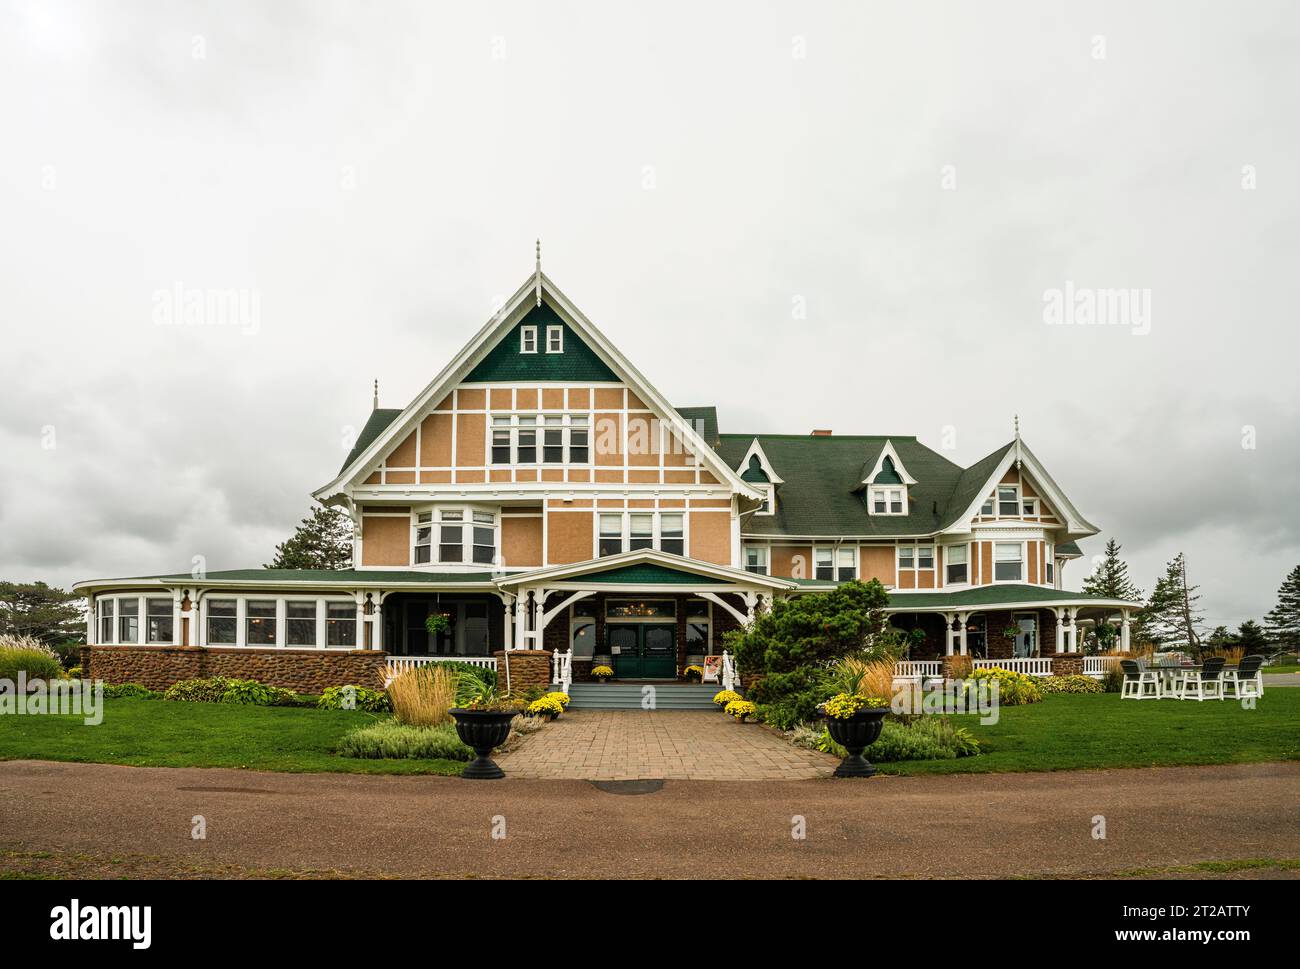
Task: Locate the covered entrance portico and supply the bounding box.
[495,550,800,683]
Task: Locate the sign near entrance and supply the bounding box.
[702,655,722,683]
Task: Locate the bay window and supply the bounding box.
[1045,543,1055,585]
[946,545,968,584]
[117,597,139,644]
[439,510,464,562]
[414,512,433,564]
[413,507,498,566]
[472,511,495,564]
[995,542,1023,581]
[97,598,114,643]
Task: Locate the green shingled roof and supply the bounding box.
[715,434,1014,538]
[884,584,1127,609]
[582,564,725,584]
[673,406,720,448]
[82,569,509,588]
[340,408,402,473]
[463,302,618,383]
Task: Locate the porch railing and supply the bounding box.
[385,655,498,683]
[552,651,573,694]
[1083,655,1122,678]
[894,660,943,680]
[721,651,739,692]
[972,657,1054,677]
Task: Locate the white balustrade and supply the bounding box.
[972,657,1054,677]
[894,661,943,680]
[552,651,573,694]
[1083,656,1121,678]
[385,655,497,682]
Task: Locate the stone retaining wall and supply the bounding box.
[81,645,387,693]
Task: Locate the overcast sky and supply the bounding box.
[1,0,1297,629]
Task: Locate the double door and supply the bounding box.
[608,622,676,679]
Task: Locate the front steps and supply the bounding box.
[558,682,721,711]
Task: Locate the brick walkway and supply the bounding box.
[493,710,839,780]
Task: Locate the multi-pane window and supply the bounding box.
[946,545,968,584]
[118,597,139,644]
[917,545,934,570]
[520,325,537,353]
[659,513,684,555]
[546,325,563,352]
[599,514,624,556]
[744,545,769,574]
[998,486,1019,515]
[898,546,914,570]
[599,512,686,557]
[490,414,587,465]
[870,487,905,514]
[414,508,496,566]
[286,602,317,647]
[816,547,856,581]
[97,599,114,643]
[325,602,356,647]
[686,598,710,651]
[207,599,237,645]
[980,497,994,515]
[146,598,173,644]
[898,545,934,571]
[994,543,1023,581]
[246,600,277,645]
[1022,497,1038,515]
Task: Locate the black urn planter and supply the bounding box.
[450,708,515,780]
[823,709,888,778]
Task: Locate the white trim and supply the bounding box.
[545,324,563,353]
[520,325,538,353]
[861,439,918,486]
[735,437,783,484]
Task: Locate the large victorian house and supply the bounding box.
[76,265,1139,692]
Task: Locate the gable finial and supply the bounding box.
[534,238,542,307]
[1014,414,1022,470]
[373,379,379,411]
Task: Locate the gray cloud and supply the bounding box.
[1,0,1297,628]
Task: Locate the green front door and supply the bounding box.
[608,623,677,679]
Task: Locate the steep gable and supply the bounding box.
[462,302,618,383]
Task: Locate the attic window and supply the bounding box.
[869,486,905,515]
[546,325,563,353]
[520,325,538,353]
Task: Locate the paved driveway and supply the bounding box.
[495,710,838,780]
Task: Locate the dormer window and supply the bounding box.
[520,325,538,353]
[869,486,905,515]
[546,325,563,353]
[756,484,775,515]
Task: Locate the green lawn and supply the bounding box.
[1263,664,1300,675]
[0,698,464,776]
[878,689,1300,775]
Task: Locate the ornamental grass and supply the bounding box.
[387,664,458,727]
[0,634,63,682]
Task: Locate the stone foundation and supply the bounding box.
[81,645,387,693]
[495,649,553,694]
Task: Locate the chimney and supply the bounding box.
[811,429,832,437]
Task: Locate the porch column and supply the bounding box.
[1053,608,1065,653]
[371,600,383,652]
[1120,611,1132,652]
[501,595,514,650]
[943,612,955,656]
[1067,608,1079,653]
[956,612,969,655]
[86,593,95,643]
[742,590,759,624]
[354,592,366,649]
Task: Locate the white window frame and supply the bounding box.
[1045,542,1055,586]
[868,486,906,515]
[743,544,769,575]
[596,511,691,558]
[993,541,1025,583]
[896,543,934,571]
[1022,497,1038,516]
[755,484,775,516]
[997,485,1020,516]
[546,324,563,353]
[197,594,361,649]
[520,325,538,353]
[490,413,589,466]
[980,496,995,516]
[945,544,969,585]
[410,505,500,568]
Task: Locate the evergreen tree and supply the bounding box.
[1141,553,1205,654]
[1081,538,1144,602]
[265,505,354,570]
[1263,565,1300,649]
[1236,620,1269,654]
[0,581,86,645]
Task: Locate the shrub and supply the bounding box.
[388,665,457,726]
[1039,674,1103,695]
[102,683,161,699]
[335,719,473,760]
[1101,667,1124,693]
[712,689,742,708]
[746,667,828,728]
[163,677,231,703]
[964,666,1043,705]
[834,717,981,762]
[526,694,564,718]
[0,635,63,682]
[318,684,391,712]
[434,661,497,693]
[221,678,298,706]
[725,699,757,722]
